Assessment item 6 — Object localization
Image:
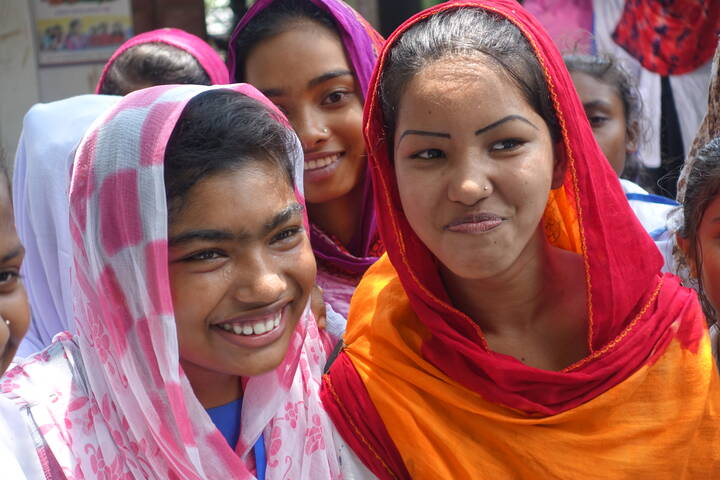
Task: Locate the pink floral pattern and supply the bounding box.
[2,84,341,479]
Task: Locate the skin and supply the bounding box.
[168,162,316,408]
[678,195,720,316]
[244,21,366,248]
[570,71,638,176]
[394,56,588,371]
[0,180,30,375]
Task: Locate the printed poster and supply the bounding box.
[33,0,133,65]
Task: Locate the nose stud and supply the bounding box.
[322,128,329,134]
[483,185,490,191]
[3,318,8,326]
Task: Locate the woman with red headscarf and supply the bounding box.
[322,1,720,478]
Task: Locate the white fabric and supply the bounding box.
[669,62,713,157]
[0,396,44,479]
[12,95,120,358]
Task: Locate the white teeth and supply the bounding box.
[304,154,339,170]
[218,310,283,336]
[253,321,267,335]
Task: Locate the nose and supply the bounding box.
[294,107,330,151]
[446,151,493,206]
[231,252,287,307]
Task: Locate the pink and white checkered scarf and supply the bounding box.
[2,84,340,479]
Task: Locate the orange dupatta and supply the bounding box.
[322,1,720,478]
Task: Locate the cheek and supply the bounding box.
[699,242,720,313]
[287,240,317,299]
[396,168,440,237]
[169,265,228,329]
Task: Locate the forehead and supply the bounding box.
[397,56,537,124]
[245,23,350,87]
[570,71,623,106]
[169,161,296,232]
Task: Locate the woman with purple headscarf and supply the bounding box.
[228,0,384,318]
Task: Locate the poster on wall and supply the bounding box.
[33,0,133,66]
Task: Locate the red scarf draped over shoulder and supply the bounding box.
[321,1,720,478]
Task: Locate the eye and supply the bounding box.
[0,270,20,287]
[588,115,609,127]
[183,250,225,262]
[271,227,302,245]
[411,149,445,160]
[321,90,350,106]
[490,139,525,152]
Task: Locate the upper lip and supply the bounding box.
[212,299,291,326]
[303,150,343,161]
[445,212,505,229]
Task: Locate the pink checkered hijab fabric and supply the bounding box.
[3,84,339,479]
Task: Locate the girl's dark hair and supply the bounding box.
[232,0,338,82]
[164,89,295,219]
[99,42,212,96]
[380,7,560,144]
[563,53,648,185]
[678,137,720,323]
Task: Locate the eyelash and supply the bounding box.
[490,139,525,151]
[0,270,20,286]
[322,90,351,106]
[271,227,302,244]
[183,250,224,262]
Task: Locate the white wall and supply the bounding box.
[0,0,40,172]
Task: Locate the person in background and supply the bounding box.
[2,84,367,479]
[0,159,43,478]
[565,53,677,243]
[228,0,384,318]
[322,2,720,478]
[96,27,229,95]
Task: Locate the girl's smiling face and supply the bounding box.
[168,161,316,405]
[684,194,720,317]
[0,179,30,375]
[393,56,562,282]
[244,22,366,205]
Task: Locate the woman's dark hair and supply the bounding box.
[678,137,720,323]
[232,0,338,82]
[99,42,212,96]
[563,53,648,185]
[380,7,560,144]
[164,89,295,219]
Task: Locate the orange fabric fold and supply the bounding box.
[344,256,720,478]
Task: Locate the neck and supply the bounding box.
[307,177,365,251]
[442,229,559,336]
[181,360,242,409]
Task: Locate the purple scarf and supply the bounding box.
[227,0,383,277]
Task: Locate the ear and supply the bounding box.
[626,120,640,155]
[551,140,568,189]
[676,232,698,279]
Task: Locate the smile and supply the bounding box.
[213,304,289,348]
[445,213,505,234]
[304,152,341,171]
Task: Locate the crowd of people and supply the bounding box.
[1,0,719,478]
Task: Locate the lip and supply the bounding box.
[303,151,343,183]
[212,302,291,349]
[444,212,505,233]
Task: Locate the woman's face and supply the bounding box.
[570,71,633,177]
[168,161,316,383]
[683,194,720,316]
[244,22,366,205]
[393,56,561,282]
[0,182,29,374]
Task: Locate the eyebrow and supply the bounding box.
[261,70,353,98]
[168,203,304,247]
[308,70,353,89]
[0,246,24,264]
[582,100,612,110]
[474,115,538,135]
[397,130,451,144]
